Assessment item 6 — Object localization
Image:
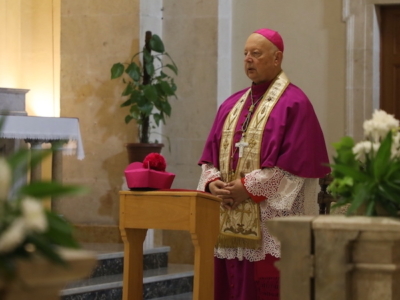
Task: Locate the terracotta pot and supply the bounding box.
[125,143,164,163]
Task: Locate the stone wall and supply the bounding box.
[231,0,346,159]
[57,0,140,225]
[160,0,219,264]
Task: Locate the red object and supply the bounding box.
[142,153,167,171]
[241,177,265,203]
[125,153,175,190]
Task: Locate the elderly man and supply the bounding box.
[197,28,330,300]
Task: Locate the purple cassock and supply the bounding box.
[198,79,331,178]
[198,79,330,300]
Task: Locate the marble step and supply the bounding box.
[152,292,193,300]
[61,264,194,300]
[81,243,170,277]
[60,243,194,299]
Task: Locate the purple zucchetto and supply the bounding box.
[253,28,284,52]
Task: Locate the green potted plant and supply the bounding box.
[0,118,95,297]
[327,109,400,217]
[111,31,178,162]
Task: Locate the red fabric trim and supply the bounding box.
[241,177,265,203]
[205,177,221,193]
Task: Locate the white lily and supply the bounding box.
[0,218,26,254]
[363,110,399,143]
[352,141,380,162]
[21,197,47,233]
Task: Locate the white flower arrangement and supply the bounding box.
[352,110,400,161]
[328,109,400,217]
[0,118,87,282]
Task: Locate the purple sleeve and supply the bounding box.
[260,84,331,178]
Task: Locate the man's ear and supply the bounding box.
[274,51,283,65]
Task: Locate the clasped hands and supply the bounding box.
[208,179,250,210]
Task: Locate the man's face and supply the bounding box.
[243,33,282,84]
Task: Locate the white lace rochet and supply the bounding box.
[197,163,319,261]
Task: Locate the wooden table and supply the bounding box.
[119,190,221,300]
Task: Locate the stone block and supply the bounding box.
[267,216,315,300]
[0,88,28,115]
[267,215,400,300]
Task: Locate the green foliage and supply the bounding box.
[111,33,178,143]
[0,119,89,281]
[328,131,400,217]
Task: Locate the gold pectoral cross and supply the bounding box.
[235,137,248,158]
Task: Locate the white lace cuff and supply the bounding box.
[196,163,221,192]
[244,167,305,210]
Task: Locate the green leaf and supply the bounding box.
[125,115,134,124]
[159,81,175,96]
[8,148,52,171]
[165,63,178,75]
[329,164,370,182]
[44,212,80,248]
[385,164,400,181]
[143,85,159,102]
[6,149,30,170]
[376,200,399,217]
[153,113,163,126]
[386,180,400,193]
[26,234,66,266]
[143,49,153,64]
[139,102,153,115]
[130,90,145,105]
[346,184,370,215]
[365,199,376,216]
[19,181,88,199]
[332,137,356,161]
[158,71,168,79]
[170,81,177,94]
[121,82,134,97]
[160,100,172,117]
[149,34,165,53]
[333,136,354,151]
[327,177,354,197]
[7,148,54,190]
[164,53,178,74]
[373,131,392,179]
[123,90,141,106]
[111,63,124,79]
[145,61,155,77]
[120,98,132,107]
[377,183,400,203]
[125,62,141,81]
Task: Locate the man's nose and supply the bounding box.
[244,54,253,61]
